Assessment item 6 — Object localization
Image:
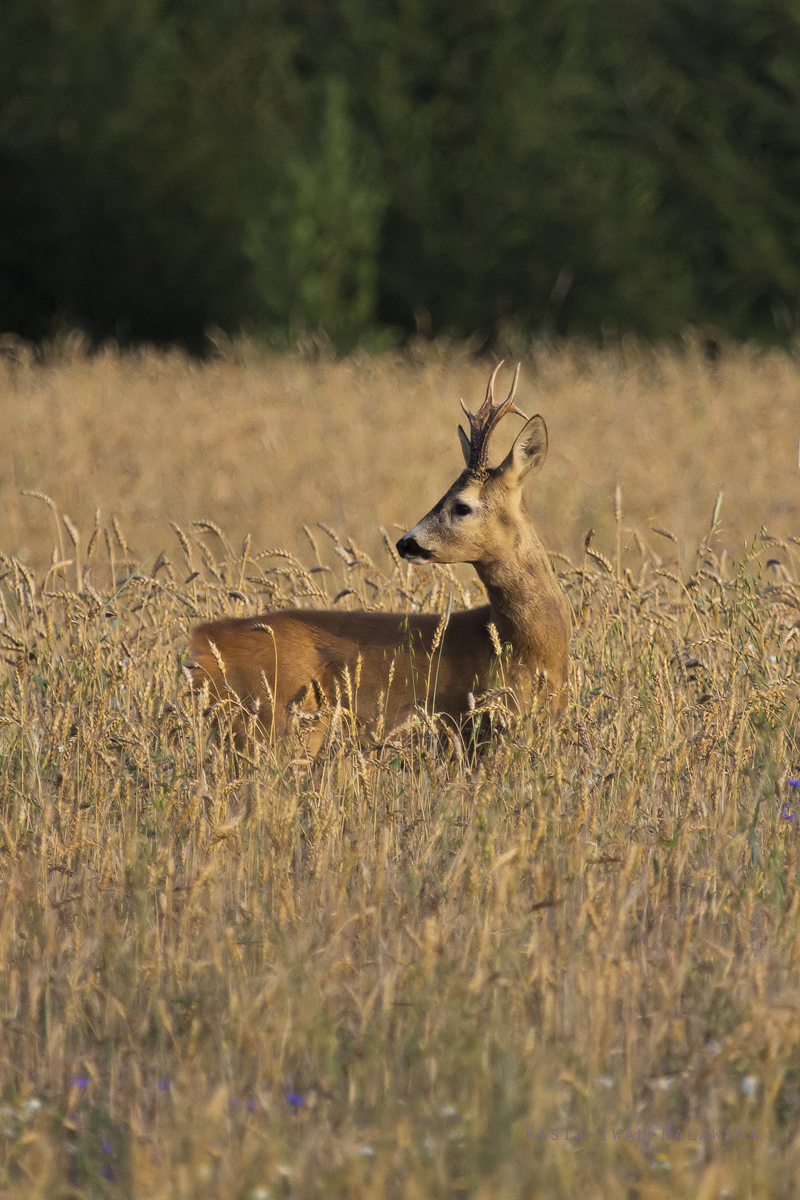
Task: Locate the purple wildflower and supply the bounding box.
[789,779,800,788]
[72,1077,90,1089]
[157,1080,171,1091]
[286,1093,304,1107]
[781,807,795,820]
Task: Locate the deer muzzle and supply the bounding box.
[396,533,433,563]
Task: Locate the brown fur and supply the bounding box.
[188,606,499,737]
[187,364,571,739]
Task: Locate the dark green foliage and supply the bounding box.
[3,0,800,349]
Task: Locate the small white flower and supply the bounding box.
[440,1105,458,1117]
[357,1146,375,1157]
[741,1075,759,1098]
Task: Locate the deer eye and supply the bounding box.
[453,501,473,517]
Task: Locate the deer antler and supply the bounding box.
[459,361,528,475]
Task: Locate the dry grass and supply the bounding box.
[1,333,799,574]
[0,339,800,1198]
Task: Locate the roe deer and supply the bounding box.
[186,362,571,738]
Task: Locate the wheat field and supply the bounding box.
[0,337,799,1198]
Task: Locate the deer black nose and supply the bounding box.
[396,535,431,561]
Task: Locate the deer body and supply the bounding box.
[187,364,571,737]
[189,606,498,735]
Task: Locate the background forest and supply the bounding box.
[3,0,800,351]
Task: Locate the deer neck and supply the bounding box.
[473,521,568,680]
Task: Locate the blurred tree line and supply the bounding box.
[3,0,800,351]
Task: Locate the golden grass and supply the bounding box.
[0,339,799,1197]
[1,333,799,575]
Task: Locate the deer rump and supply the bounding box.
[187,605,501,737]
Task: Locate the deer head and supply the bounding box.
[396,362,549,566]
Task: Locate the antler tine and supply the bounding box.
[459,361,528,473]
[503,361,526,416]
[482,359,505,412]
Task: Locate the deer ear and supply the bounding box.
[458,424,471,467]
[498,415,548,483]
